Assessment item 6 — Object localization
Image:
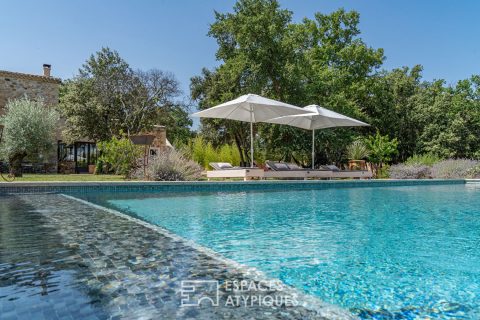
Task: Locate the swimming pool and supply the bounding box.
[76,183,480,319]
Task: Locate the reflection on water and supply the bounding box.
[0,197,108,319]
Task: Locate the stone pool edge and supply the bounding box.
[60,193,357,320]
[0,178,468,195]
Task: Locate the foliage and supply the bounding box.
[361,66,423,161]
[0,97,59,176]
[59,47,191,142]
[389,164,432,179]
[364,132,398,177]
[97,136,143,177]
[218,144,242,167]
[431,159,478,179]
[160,105,193,146]
[345,140,370,160]
[183,136,241,169]
[133,149,203,181]
[185,136,216,169]
[466,164,480,179]
[415,77,480,159]
[95,159,104,175]
[404,153,443,166]
[376,164,390,179]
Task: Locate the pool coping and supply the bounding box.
[0,179,469,194]
[59,193,357,319]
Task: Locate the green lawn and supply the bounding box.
[11,174,127,182]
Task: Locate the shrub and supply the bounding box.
[404,153,443,166]
[218,144,241,166]
[365,132,398,177]
[345,140,370,160]
[431,159,478,179]
[185,136,241,169]
[133,149,202,181]
[94,159,104,175]
[376,164,391,179]
[97,136,143,177]
[466,164,480,178]
[389,164,432,179]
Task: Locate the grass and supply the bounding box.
[10,174,126,182]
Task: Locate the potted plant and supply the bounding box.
[345,140,370,170]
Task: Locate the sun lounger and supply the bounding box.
[207,162,264,181]
[207,162,372,181]
[264,161,331,179]
[321,165,372,179]
[264,161,371,179]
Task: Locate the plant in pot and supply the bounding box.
[345,140,370,170]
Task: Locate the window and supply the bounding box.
[149,148,159,157]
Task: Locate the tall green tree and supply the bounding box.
[415,76,480,158]
[191,0,299,164]
[360,65,423,161]
[60,47,191,142]
[191,0,382,165]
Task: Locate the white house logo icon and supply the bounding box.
[180,280,220,307]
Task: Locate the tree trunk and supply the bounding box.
[9,152,26,177]
[234,133,245,165]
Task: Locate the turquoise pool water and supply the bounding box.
[77,184,480,319]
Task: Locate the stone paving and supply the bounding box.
[0,194,355,320]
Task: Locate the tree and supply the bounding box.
[192,0,480,164]
[59,47,190,142]
[191,0,381,165]
[415,76,480,158]
[191,0,302,164]
[157,104,193,146]
[0,97,59,176]
[365,131,398,176]
[361,66,423,161]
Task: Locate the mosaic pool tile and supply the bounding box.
[0,194,354,319]
[0,179,467,195]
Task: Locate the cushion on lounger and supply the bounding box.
[265,161,290,171]
[217,162,234,169]
[287,163,302,170]
[323,165,340,172]
[275,163,290,170]
[210,162,234,170]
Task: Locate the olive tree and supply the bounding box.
[0,97,59,176]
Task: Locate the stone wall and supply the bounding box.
[0,70,61,172]
[150,126,168,150]
[0,70,61,116]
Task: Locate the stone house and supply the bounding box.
[0,65,171,173]
[0,65,60,116]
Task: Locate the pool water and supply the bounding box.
[77,184,480,319]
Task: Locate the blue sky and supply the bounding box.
[1,0,479,103]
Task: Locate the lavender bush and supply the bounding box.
[431,159,478,179]
[389,164,432,179]
[132,149,203,181]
